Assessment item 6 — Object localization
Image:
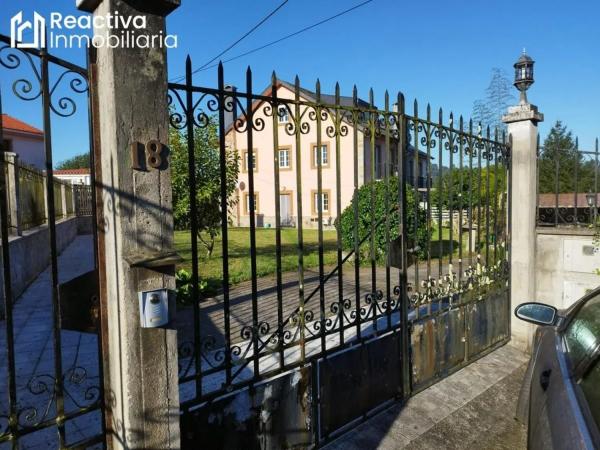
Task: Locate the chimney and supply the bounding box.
[224,85,237,131]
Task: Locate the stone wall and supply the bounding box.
[0,217,89,318]
[535,228,600,311]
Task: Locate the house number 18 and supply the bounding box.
[131,140,168,171]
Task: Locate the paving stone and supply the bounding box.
[324,346,528,450]
[0,236,103,447]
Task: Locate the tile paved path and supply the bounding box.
[175,255,478,347]
[0,235,102,450]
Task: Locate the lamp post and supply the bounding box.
[586,191,597,224]
[514,50,535,105]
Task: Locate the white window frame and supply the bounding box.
[278,105,289,123]
[312,144,328,167]
[279,148,290,168]
[313,191,330,214]
[243,150,257,172]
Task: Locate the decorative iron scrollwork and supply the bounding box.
[0,44,88,118]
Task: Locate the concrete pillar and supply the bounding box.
[5,152,21,236]
[502,103,543,352]
[60,183,67,219]
[42,172,49,224]
[79,0,181,448]
[70,184,76,216]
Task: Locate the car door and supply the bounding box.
[529,292,600,449]
[528,326,557,450]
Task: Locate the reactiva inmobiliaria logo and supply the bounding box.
[10,10,178,49]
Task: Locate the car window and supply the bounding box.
[580,358,600,430]
[563,293,600,369]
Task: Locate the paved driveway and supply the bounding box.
[323,343,528,450]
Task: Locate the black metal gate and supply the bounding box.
[0,35,106,449]
[169,57,511,448]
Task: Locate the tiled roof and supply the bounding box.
[1,114,43,136]
[54,168,90,175]
[538,192,600,208]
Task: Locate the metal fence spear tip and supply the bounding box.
[397,92,405,112]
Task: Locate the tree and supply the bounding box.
[430,166,508,251]
[430,167,507,211]
[339,177,430,262]
[472,68,515,132]
[538,121,591,193]
[56,153,89,170]
[170,117,239,257]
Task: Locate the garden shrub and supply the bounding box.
[339,177,430,263]
[176,269,208,304]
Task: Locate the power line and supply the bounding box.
[172,0,374,81]
[172,0,290,82]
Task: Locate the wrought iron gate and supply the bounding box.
[169,57,511,448]
[0,34,511,447]
[0,35,106,449]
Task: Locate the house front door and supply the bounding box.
[279,193,292,226]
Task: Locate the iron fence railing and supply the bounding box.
[0,34,105,449]
[537,138,600,227]
[169,58,511,412]
[74,184,93,216]
[18,163,47,230]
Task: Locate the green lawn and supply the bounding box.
[175,226,491,294]
[175,228,338,291]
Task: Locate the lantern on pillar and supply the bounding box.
[514,50,535,104]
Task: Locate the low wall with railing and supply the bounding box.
[535,228,600,311]
[0,217,81,319]
[0,153,94,318]
[534,142,600,312]
[3,152,90,234]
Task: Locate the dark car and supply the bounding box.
[515,288,600,449]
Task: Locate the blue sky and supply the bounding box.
[1,0,599,165]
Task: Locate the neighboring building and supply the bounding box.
[225,80,429,228]
[1,114,45,169]
[53,168,91,185]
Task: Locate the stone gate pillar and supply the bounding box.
[503,102,543,352]
[77,0,181,448]
[4,152,21,236]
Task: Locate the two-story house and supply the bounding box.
[225,80,429,228]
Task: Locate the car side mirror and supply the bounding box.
[515,302,558,326]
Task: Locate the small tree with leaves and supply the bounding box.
[170,117,239,257]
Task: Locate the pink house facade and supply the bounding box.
[226,81,428,228]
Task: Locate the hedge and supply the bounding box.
[339,177,429,263]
